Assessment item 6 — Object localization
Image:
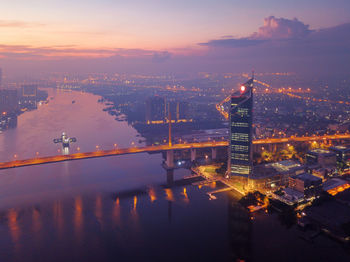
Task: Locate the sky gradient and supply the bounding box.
[1,0,350,75]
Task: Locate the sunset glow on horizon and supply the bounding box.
[1,0,349,59]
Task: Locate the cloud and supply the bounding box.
[152,51,172,62]
[0,44,173,62]
[252,16,312,39]
[200,16,312,48]
[0,20,45,28]
[199,38,264,48]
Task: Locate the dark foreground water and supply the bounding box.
[0,89,349,262]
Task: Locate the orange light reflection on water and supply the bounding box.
[74,196,83,240]
[148,187,157,202]
[95,195,103,228]
[32,208,42,233]
[113,197,121,225]
[182,187,189,203]
[165,188,174,202]
[53,200,64,238]
[8,209,20,244]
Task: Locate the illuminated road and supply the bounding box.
[0,142,227,170]
[252,133,350,144]
[2,133,350,170]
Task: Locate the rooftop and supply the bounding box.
[267,160,303,173]
[294,173,322,183]
[329,146,350,152]
[308,149,335,157]
[323,178,349,191]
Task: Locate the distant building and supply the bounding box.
[165,100,190,122]
[229,78,254,178]
[306,149,337,168]
[176,101,189,120]
[22,85,37,97]
[19,85,38,110]
[329,145,350,165]
[145,97,190,124]
[145,96,166,123]
[0,89,18,114]
[289,173,322,198]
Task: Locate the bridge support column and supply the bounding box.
[166,169,174,187]
[166,150,174,169]
[266,144,272,152]
[273,144,277,153]
[211,148,217,160]
[190,148,196,162]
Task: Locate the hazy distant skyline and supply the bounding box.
[1,0,350,76]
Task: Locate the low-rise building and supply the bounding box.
[289,173,323,198]
[251,160,305,193]
[323,178,350,196]
[329,145,350,165]
[306,149,337,168]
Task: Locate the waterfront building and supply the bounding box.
[288,173,322,198]
[0,89,18,114]
[19,85,38,110]
[228,78,254,178]
[323,178,350,196]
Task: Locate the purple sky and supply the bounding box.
[0,0,349,76]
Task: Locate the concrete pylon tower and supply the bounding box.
[168,102,172,147]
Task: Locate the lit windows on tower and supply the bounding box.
[228,78,254,178]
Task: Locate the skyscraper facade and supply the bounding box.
[229,78,254,177]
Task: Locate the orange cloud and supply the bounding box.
[0,44,174,60]
[0,20,45,28]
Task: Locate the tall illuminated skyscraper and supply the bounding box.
[228,78,254,177]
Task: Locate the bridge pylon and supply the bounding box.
[168,102,172,147]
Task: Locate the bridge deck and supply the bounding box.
[1,134,350,170]
[0,142,227,170]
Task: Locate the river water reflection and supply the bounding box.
[0,89,349,262]
[0,89,235,261]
